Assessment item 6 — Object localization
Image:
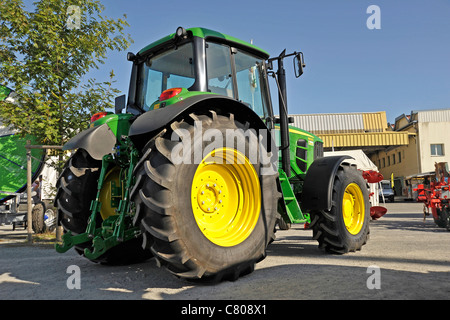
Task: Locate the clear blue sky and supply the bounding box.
[33,0,450,123]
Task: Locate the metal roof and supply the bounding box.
[319,131,410,149]
[415,109,450,123]
[290,111,409,149]
[393,108,450,131]
[291,112,387,134]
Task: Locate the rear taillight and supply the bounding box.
[159,88,182,101]
[90,112,109,123]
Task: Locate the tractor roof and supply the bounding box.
[138,27,270,59]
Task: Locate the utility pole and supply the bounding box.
[26,141,32,243]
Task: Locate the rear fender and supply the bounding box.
[128,94,274,152]
[300,155,354,212]
[63,124,116,160]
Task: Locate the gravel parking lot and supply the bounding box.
[1,201,449,301]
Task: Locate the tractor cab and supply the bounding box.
[121,27,311,176]
[124,27,273,123]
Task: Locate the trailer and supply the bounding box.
[0,191,27,230]
[0,85,57,233]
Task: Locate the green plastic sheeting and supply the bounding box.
[0,85,45,202]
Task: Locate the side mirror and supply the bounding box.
[294,52,305,78]
[127,52,136,62]
[114,94,126,114]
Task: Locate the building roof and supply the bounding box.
[393,108,450,131]
[291,111,410,152]
[415,108,450,123]
[291,111,388,134]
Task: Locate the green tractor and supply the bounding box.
[55,27,370,281]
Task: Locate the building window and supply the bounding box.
[431,144,444,156]
[392,154,396,165]
[398,152,402,163]
[382,158,385,168]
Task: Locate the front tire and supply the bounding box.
[131,111,278,281]
[309,163,370,253]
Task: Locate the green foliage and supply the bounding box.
[0,0,132,145]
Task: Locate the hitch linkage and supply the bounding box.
[55,138,140,258]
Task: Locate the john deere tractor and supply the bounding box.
[55,27,370,281]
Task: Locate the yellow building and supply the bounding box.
[291,111,410,154]
[292,109,450,199]
[370,109,450,197]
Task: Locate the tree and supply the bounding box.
[0,0,132,146]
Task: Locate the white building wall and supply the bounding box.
[418,119,450,173]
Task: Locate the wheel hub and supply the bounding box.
[195,177,225,215]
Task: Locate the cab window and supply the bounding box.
[206,42,234,98]
[137,42,195,111]
[234,49,269,119]
[206,41,270,119]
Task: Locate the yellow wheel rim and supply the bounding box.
[342,183,365,235]
[191,148,261,247]
[99,167,121,220]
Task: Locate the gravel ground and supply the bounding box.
[1,201,449,301]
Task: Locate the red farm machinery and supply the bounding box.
[415,162,450,230]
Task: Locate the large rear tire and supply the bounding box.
[131,111,278,281]
[309,163,370,253]
[55,149,151,265]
